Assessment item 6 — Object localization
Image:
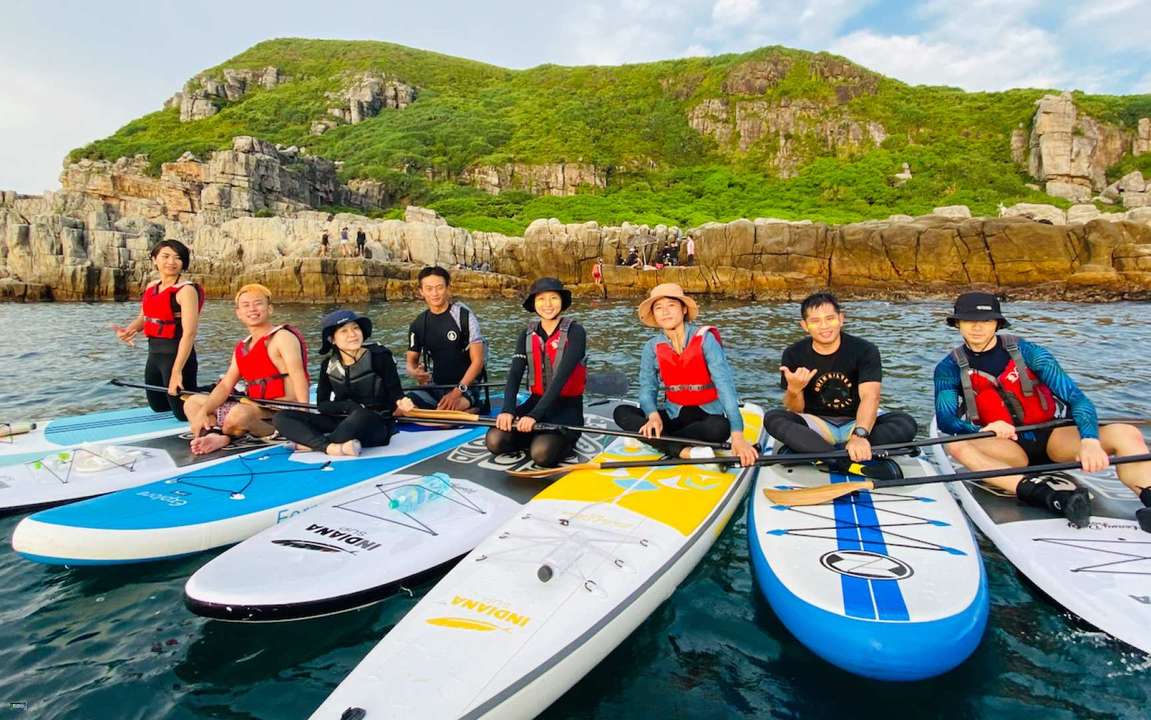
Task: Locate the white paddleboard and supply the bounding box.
[308,404,765,720]
[930,417,1151,656]
[0,406,185,466]
[184,400,623,621]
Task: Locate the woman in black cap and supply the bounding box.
[486,277,588,468]
[274,309,412,456]
[934,291,1151,529]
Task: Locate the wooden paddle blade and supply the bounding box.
[762,480,875,506]
[404,408,481,421]
[506,462,601,479]
[585,371,629,397]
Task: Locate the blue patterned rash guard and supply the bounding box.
[933,336,1099,440]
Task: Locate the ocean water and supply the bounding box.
[0,297,1148,719]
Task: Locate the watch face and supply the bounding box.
[853,427,869,438]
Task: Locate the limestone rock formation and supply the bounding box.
[1027,93,1131,202]
[460,163,607,196]
[1137,118,1151,156]
[169,67,284,122]
[311,72,416,135]
[999,203,1066,225]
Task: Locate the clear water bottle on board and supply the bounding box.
[388,472,452,513]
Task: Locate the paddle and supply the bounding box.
[763,452,1151,506]
[109,379,320,411]
[404,370,629,397]
[402,408,732,450]
[507,445,924,480]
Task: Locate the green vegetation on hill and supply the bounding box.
[70,38,1151,234]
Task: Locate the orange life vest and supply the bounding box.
[656,325,721,406]
[234,325,310,400]
[141,280,204,340]
[952,334,1057,426]
[526,317,586,398]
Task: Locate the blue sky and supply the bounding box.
[2,0,1149,193]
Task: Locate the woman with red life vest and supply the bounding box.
[112,239,203,421]
[613,283,758,467]
[935,292,1151,529]
[183,284,310,455]
[486,278,587,468]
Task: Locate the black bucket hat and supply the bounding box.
[522,277,572,313]
[946,292,1010,328]
[319,309,373,354]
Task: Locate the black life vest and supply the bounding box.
[326,344,387,407]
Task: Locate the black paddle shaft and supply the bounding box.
[873,452,1151,490]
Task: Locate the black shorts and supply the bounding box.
[1016,428,1054,465]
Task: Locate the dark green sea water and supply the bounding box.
[0,298,1148,719]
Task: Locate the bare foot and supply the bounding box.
[341,439,362,457]
[288,442,312,452]
[325,443,345,457]
[192,433,232,455]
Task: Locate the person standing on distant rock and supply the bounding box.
[112,239,203,422]
[320,229,330,257]
[355,227,367,258]
[405,266,488,412]
[685,235,696,266]
[339,226,350,257]
[183,284,310,455]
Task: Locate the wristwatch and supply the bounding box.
[456,383,469,393]
[851,426,871,439]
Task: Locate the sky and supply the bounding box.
[2,0,1149,194]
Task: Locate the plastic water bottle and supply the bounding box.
[388,472,452,513]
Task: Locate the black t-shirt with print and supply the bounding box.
[779,332,882,418]
[408,305,474,385]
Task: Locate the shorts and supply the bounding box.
[1016,428,1054,465]
[406,387,481,410]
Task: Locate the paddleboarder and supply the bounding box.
[183,284,310,454]
[486,278,587,468]
[112,239,203,421]
[274,310,413,457]
[934,291,1151,529]
[764,291,917,467]
[405,266,488,412]
[613,283,758,466]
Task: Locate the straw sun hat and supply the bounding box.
[637,283,699,328]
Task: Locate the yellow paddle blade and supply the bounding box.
[404,408,481,421]
[506,462,602,480]
[762,480,875,506]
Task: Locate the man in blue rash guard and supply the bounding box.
[934,292,1151,530]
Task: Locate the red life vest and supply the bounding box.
[952,334,1057,426]
[526,317,586,397]
[141,280,204,340]
[234,325,310,400]
[656,325,721,406]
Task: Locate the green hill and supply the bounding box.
[71,38,1151,234]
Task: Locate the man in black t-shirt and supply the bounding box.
[764,292,917,462]
[405,266,487,411]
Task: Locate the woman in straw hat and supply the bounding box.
[274,309,413,457]
[486,278,588,468]
[613,283,758,466]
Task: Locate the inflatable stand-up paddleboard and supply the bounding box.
[308,404,764,720]
[931,418,1151,656]
[0,407,186,467]
[184,400,623,622]
[749,445,988,680]
[12,423,486,566]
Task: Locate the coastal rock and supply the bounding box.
[1000,203,1066,225]
[1067,204,1101,224]
[1137,118,1151,156]
[314,72,416,134]
[175,67,284,122]
[1028,93,1128,199]
[932,205,972,219]
[460,163,607,196]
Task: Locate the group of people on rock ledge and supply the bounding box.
[113,238,1151,531]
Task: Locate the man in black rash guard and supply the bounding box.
[764,291,917,467]
[405,266,487,412]
[486,277,588,468]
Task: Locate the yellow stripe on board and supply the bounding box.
[536,409,763,536]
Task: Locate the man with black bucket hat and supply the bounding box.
[934,291,1151,530]
[274,309,412,457]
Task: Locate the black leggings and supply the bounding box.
[273,408,395,451]
[144,350,197,422]
[613,404,731,458]
[762,409,918,453]
[485,428,578,468]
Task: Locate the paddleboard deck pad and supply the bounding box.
[749,447,988,681]
[0,432,274,516]
[184,400,623,622]
[308,404,765,720]
[930,418,1151,656]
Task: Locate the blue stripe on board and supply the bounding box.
[831,481,875,620]
[43,407,184,446]
[853,490,910,622]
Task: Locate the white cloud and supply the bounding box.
[1065,0,1151,53]
[712,0,759,26]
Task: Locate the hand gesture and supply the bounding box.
[112,324,137,347]
[640,412,664,439]
[781,366,816,393]
[411,364,431,385]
